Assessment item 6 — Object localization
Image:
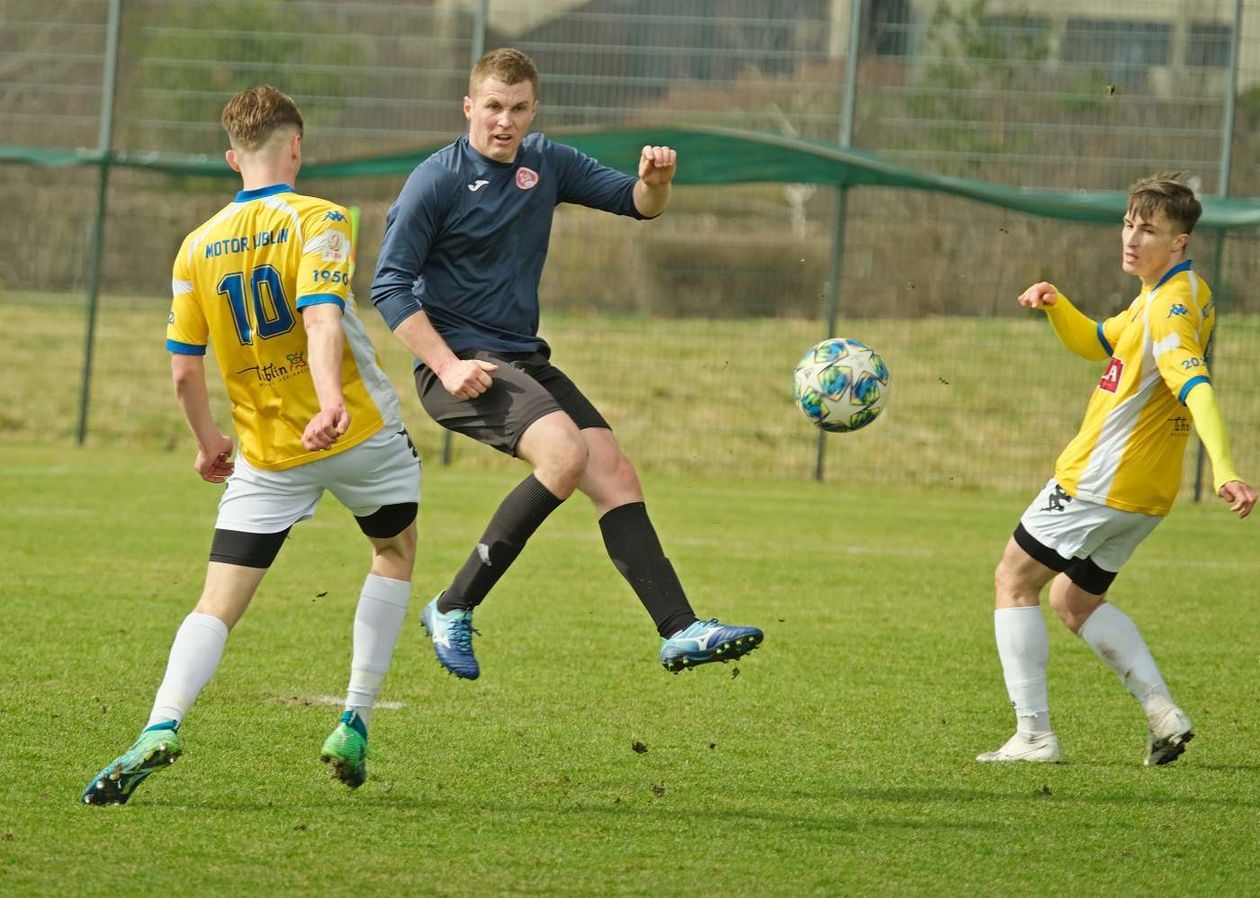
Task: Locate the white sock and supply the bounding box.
[994,606,1052,735]
[345,574,411,729]
[147,612,230,728]
[1078,602,1173,716]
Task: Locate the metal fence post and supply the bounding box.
[815,0,863,482]
[75,0,123,445]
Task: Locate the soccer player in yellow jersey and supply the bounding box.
[978,173,1255,767]
[82,87,421,804]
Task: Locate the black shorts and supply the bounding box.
[414,350,610,456]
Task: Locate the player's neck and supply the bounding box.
[238,164,297,192]
[1139,255,1186,288]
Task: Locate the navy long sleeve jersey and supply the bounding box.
[370,133,646,357]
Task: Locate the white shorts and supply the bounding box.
[216,426,421,534]
[1015,477,1161,590]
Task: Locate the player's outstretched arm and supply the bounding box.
[632,145,676,217]
[171,354,234,483]
[391,310,497,400]
[1184,382,1256,518]
[301,303,350,451]
[1019,282,1110,361]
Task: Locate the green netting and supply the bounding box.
[7,125,1260,229]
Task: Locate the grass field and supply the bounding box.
[2,444,1258,896]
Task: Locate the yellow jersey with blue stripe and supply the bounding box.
[1055,261,1214,515]
[166,184,401,471]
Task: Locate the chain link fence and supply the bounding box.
[2,0,1258,493]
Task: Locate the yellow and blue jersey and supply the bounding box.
[1056,261,1214,515]
[166,184,401,471]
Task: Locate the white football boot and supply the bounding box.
[1145,706,1194,766]
[976,731,1060,763]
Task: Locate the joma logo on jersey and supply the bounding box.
[323,211,346,222]
[1098,357,1124,393]
[1167,303,1189,318]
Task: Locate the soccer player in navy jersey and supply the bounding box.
[371,48,762,679]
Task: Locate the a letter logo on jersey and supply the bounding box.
[1098,357,1124,393]
[515,167,539,190]
[1167,303,1189,318]
[468,179,489,192]
[323,211,346,222]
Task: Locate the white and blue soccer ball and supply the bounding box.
[792,337,889,433]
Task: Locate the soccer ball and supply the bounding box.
[792,337,889,433]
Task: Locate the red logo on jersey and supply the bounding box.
[1098,357,1124,393]
[515,167,539,190]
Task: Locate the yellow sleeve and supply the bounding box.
[297,204,354,311]
[1043,290,1112,361]
[1184,381,1241,492]
[165,243,208,354]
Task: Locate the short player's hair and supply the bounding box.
[469,48,540,98]
[1127,172,1202,235]
[221,85,304,152]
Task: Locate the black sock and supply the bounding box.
[599,501,697,638]
[440,474,564,611]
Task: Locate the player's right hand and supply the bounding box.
[195,434,234,484]
[1018,282,1059,309]
[440,359,498,400]
[302,405,350,451]
[1219,480,1257,519]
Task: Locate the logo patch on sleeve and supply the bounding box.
[322,230,349,263]
[1098,357,1124,393]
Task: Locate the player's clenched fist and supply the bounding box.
[439,358,499,400]
[638,145,677,185]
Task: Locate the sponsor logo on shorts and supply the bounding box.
[1098,357,1124,393]
[1041,483,1073,512]
[515,167,539,190]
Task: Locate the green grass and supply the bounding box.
[2,445,1258,896]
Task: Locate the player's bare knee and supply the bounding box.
[536,434,587,494]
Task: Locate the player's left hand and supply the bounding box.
[302,405,350,451]
[638,145,677,186]
[1218,480,1257,519]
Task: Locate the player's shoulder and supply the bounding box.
[1152,262,1211,312]
[525,131,576,162]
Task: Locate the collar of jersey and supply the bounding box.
[461,135,521,172]
[1153,259,1193,290]
[234,183,294,203]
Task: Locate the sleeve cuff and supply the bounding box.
[296,293,346,310]
[166,339,207,355]
[1095,322,1113,356]
[1178,375,1210,404]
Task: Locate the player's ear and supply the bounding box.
[225,148,241,173]
[1173,232,1189,253]
[463,96,473,120]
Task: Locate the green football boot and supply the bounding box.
[81,720,182,806]
[320,709,368,788]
